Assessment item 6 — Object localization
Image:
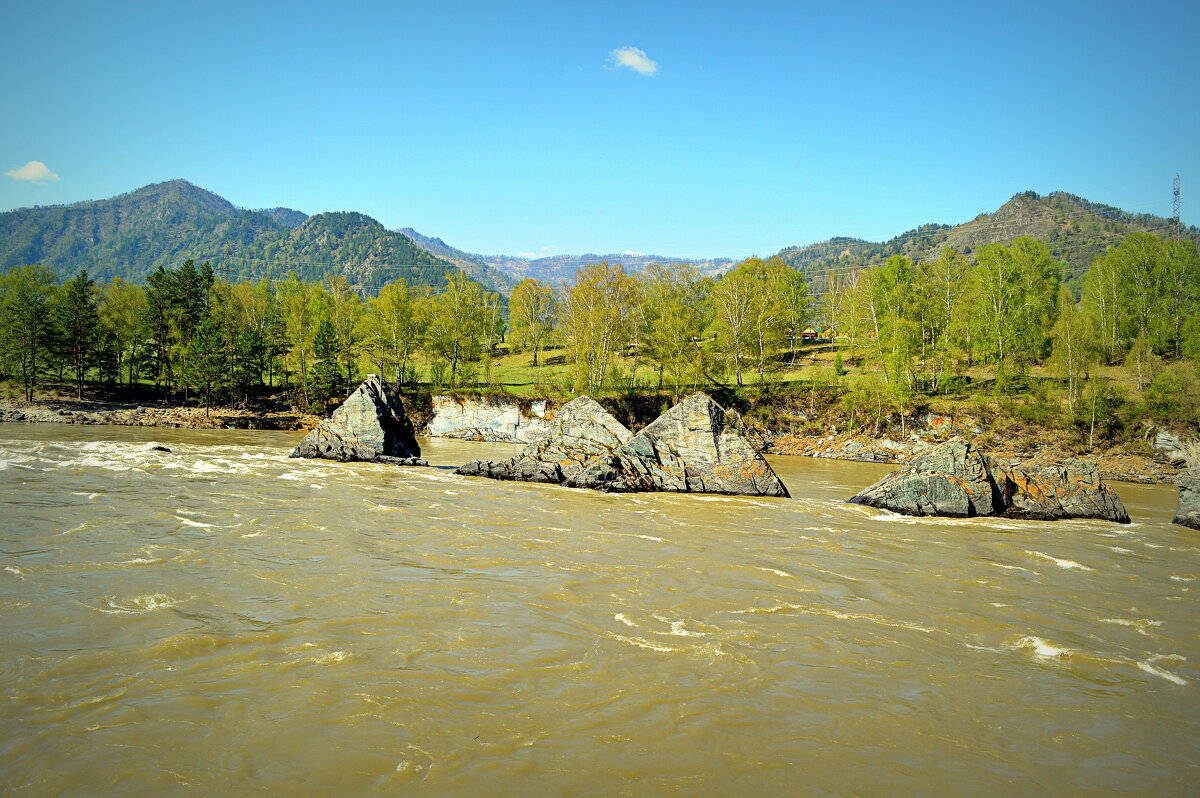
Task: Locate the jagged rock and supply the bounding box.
[147,444,172,452]
[848,438,998,517]
[848,440,1130,523]
[426,395,552,443]
[564,393,790,497]
[1171,467,1200,530]
[996,460,1129,523]
[290,375,425,464]
[455,396,631,483]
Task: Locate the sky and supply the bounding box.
[2,0,1198,259]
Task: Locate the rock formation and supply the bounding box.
[847,438,998,517]
[455,396,631,483]
[848,438,1129,523]
[564,393,790,497]
[290,375,425,464]
[1173,467,1200,530]
[996,459,1130,523]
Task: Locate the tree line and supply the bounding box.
[2,231,1198,430]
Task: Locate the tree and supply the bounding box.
[509,278,558,368]
[970,237,1060,384]
[54,270,101,399]
[639,263,708,398]
[426,273,488,387]
[362,280,429,388]
[277,273,322,408]
[99,278,149,388]
[0,265,56,401]
[1048,287,1098,414]
[562,262,640,393]
[309,318,341,413]
[326,276,366,398]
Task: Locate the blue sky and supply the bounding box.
[2,0,1197,258]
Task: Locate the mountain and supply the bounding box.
[776,191,1200,286]
[478,253,739,285]
[0,180,460,291]
[397,228,516,295]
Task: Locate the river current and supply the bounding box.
[0,422,1196,796]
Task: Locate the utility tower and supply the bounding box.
[1173,173,1181,238]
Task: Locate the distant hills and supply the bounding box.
[2,180,1194,295]
[775,191,1200,287]
[0,180,460,292]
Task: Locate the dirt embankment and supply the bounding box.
[0,398,318,431]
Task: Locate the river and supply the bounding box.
[0,422,1196,796]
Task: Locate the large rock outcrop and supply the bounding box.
[848,438,998,517]
[455,396,631,483]
[564,393,790,497]
[1173,467,1200,530]
[996,459,1130,523]
[290,375,425,464]
[848,438,1129,523]
[425,395,552,443]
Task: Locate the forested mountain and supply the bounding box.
[480,253,738,284]
[777,191,1200,288]
[0,180,461,291]
[397,228,516,294]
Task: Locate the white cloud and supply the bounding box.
[5,160,60,183]
[609,46,658,76]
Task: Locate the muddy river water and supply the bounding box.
[0,422,1196,796]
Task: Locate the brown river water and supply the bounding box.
[0,422,1196,796]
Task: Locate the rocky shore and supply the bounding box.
[0,398,317,431]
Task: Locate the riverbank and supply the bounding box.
[0,397,317,431]
[0,390,1185,484]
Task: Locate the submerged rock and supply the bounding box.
[455,396,631,483]
[848,438,1130,523]
[564,392,790,497]
[998,459,1130,523]
[1172,467,1200,530]
[290,375,425,464]
[147,444,172,453]
[848,438,997,517]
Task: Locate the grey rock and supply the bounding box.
[1171,467,1200,530]
[848,438,997,517]
[456,396,631,483]
[290,375,422,463]
[147,444,172,452]
[997,459,1130,523]
[848,440,1130,523]
[565,393,790,497]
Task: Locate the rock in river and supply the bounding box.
[848,438,1130,523]
[456,396,631,483]
[997,459,1130,523]
[847,438,998,517]
[1172,467,1200,530]
[290,375,425,464]
[564,392,790,497]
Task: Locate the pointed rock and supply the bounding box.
[290,375,424,464]
[456,396,631,483]
[848,438,998,517]
[564,393,790,497]
[1173,467,1200,530]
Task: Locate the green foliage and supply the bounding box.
[1145,363,1200,426]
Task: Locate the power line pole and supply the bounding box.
[1173,172,1181,238]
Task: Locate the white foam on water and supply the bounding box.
[1143,543,1165,549]
[72,492,101,500]
[311,650,350,664]
[1103,546,1134,554]
[1013,635,1073,659]
[4,566,24,576]
[614,613,637,627]
[990,563,1037,574]
[309,484,324,490]
[759,567,793,578]
[240,531,263,538]
[635,534,664,542]
[1099,618,1163,636]
[610,634,676,653]
[89,593,181,614]
[1137,660,1188,685]
[175,516,216,529]
[655,619,704,637]
[1170,575,1196,582]
[117,557,163,566]
[1024,551,1093,571]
